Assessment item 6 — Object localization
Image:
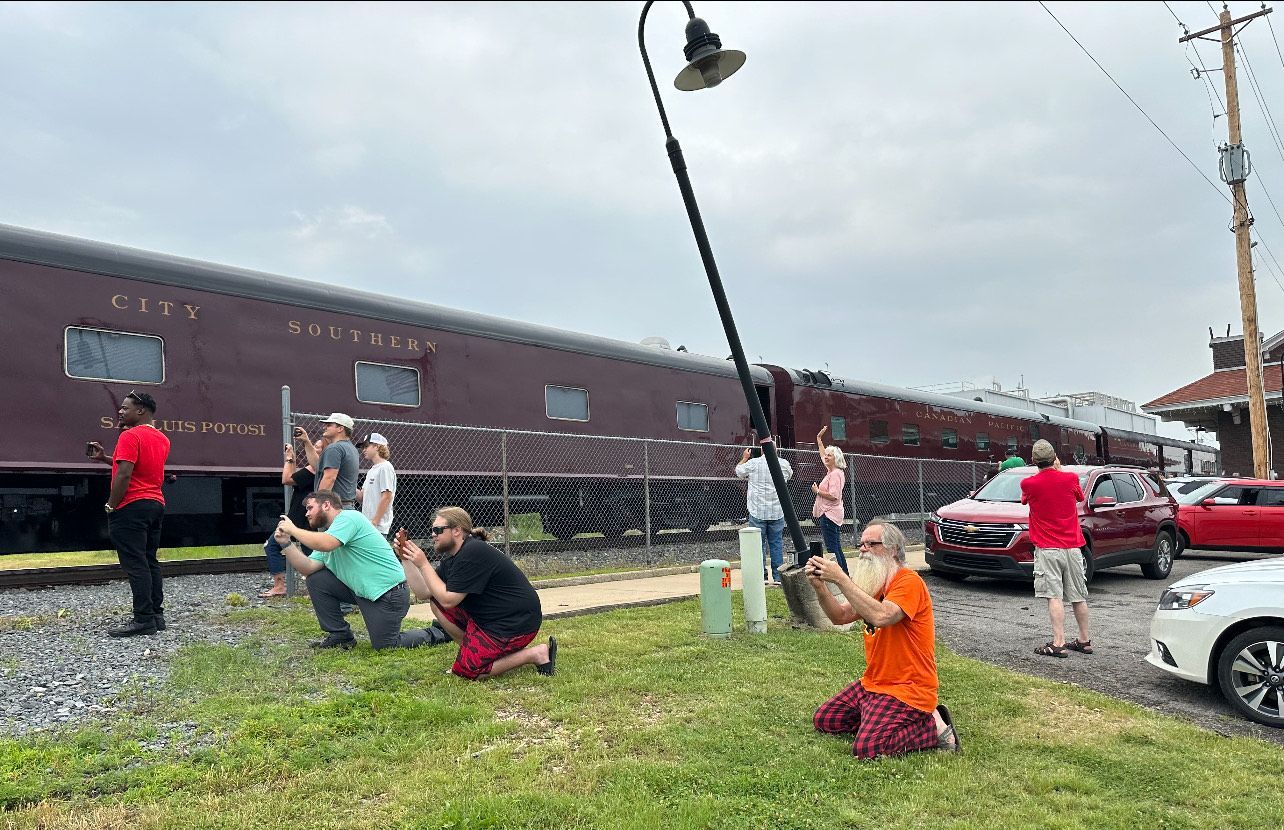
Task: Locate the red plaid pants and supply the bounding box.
[432,601,538,680]
[813,680,938,759]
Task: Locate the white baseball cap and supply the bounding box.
[359,432,389,447]
[320,412,355,430]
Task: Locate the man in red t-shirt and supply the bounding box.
[806,520,960,759]
[87,391,171,638]
[1020,439,1092,658]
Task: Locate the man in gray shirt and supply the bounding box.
[311,413,360,508]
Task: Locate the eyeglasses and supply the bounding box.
[429,525,452,536]
[858,540,885,549]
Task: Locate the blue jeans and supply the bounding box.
[748,515,785,581]
[818,515,849,574]
[263,535,286,575]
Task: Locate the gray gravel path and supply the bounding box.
[925,549,1284,746]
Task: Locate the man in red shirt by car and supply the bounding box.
[87,391,172,638]
[1020,439,1092,658]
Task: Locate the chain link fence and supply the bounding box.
[288,411,994,561]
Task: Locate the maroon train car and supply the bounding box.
[0,224,773,553]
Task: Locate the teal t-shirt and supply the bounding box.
[999,456,1027,471]
[309,510,405,601]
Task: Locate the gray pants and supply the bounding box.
[305,568,430,649]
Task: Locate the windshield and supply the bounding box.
[1174,481,1226,505]
[1168,478,1213,496]
[973,470,1091,503]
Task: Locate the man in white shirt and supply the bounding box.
[735,446,794,584]
[356,432,397,537]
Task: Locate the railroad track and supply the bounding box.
[0,528,746,590]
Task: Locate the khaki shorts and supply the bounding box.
[1033,547,1089,603]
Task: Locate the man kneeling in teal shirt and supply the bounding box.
[274,490,437,650]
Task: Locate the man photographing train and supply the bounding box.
[87,391,171,638]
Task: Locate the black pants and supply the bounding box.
[108,499,165,619]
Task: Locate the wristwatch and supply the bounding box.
[104,504,115,514]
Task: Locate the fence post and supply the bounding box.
[848,455,858,543]
[644,440,652,565]
[501,431,511,558]
[917,458,926,519]
[971,461,977,492]
[281,386,297,598]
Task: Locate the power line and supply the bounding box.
[1237,42,1284,164]
[1267,7,1284,74]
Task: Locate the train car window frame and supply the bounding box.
[902,423,920,446]
[976,432,990,452]
[870,419,890,444]
[942,427,958,449]
[354,361,421,408]
[1007,436,1018,453]
[830,416,847,441]
[1028,423,1041,441]
[64,326,165,385]
[676,400,710,432]
[545,384,590,422]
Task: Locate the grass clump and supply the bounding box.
[1,595,1282,829]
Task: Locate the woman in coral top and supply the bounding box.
[812,425,849,574]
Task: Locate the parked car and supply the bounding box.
[924,465,1179,583]
[1163,476,1221,498]
[1172,478,1284,556]
[1145,557,1284,728]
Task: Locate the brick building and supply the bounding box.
[1143,330,1284,476]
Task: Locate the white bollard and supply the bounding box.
[740,526,768,634]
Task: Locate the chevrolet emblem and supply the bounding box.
[964,525,978,534]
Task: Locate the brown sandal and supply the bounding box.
[1066,639,1094,654]
[1035,642,1069,658]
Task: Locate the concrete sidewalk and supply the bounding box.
[403,545,926,622]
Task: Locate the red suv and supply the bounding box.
[924,465,1178,583]
[1174,478,1284,554]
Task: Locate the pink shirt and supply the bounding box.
[812,468,845,524]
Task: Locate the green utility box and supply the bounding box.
[699,558,732,638]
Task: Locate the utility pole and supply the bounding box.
[1181,5,1274,479]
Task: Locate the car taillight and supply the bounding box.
[1158,587,1214,610]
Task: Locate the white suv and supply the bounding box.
[1146,557,1284,728]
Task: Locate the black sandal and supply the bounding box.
[936,704,961,753]
[536,636,557,676]
[1035,642,1069,658]
[1066,639,1094,654]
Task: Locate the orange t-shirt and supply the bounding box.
[859,568,939,712]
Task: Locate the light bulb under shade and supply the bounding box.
[673,49,746,91]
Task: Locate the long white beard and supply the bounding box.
[850,553,895,597]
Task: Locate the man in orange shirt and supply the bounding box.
[807,520,960,758]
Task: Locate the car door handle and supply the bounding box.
[1244,511,1258,516]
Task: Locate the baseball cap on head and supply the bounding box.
[1031,439,1057,465]
[320,413,355,431]
[358,432,389,448]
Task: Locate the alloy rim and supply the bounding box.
[1230,639,1284,719]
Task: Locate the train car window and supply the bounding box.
[1074,444,1087,463]
[355,361,420,407]
[546,385,589,422]
[1007,436,1018,453]
[976,432,990,451]
[870,419,889,444]
[676,401,710,432]
[902,424,920,446]
[64,326,164,384]
[830,416,846,441]
[942,428,958,449]
[1028,424,1041,440]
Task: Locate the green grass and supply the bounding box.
[0,544,262,571]
[2,595,1282,829]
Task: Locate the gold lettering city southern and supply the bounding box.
[287,320,438,354]
[111,294,200,319]
[101,417,266,436]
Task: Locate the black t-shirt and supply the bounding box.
[438,536,542,638]
[287,468,315,528]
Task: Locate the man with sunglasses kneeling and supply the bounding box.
[274,490,439,650]
[394,507,556,680]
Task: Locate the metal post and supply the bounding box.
[281,386,297,598]
[917,459,926,523]
[848,455,858,542]
[971,461,977,492]
[501,431,511,558]
[644,440,652,565]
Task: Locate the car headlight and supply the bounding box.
[1158,586,1214,610]
[928,512,941,523]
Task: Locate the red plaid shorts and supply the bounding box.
[813,680,938,759]
[432,601,538,680]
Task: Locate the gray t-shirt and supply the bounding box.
[318,440,360,503]
[361,460,397,534]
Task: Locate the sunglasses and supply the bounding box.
[858,540,885,549]
[429,525,453,536]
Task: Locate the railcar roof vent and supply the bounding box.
[640,336,672,349]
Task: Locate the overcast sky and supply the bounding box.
[4,1,1282,442]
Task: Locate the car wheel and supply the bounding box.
[1215,625,1284,728]
[1080,546,1095,585]
[1175,530,1189,559]
[1141,531,1175,580]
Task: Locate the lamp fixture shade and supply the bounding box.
[673,17,746,91]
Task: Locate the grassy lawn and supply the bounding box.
[0,544,262,571]
[2,594,1282,829]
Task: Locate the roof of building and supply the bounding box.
[1143,365,1284,411]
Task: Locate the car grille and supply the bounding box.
[937,518,1018,549]
[941,552,1010,571]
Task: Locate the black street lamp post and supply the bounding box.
[638,0,814,564]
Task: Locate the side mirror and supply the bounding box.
[1091,495,1117,508]
[1200,498,1216,507]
